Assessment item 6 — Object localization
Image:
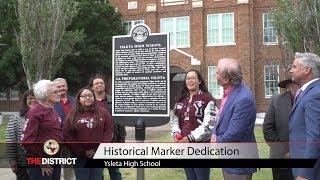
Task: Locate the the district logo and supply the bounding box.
[132,25,149,43]
[43,139,59,156]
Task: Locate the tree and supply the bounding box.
[0,0,26,97]
[272,0,320,55]
[17,0,84,88]
[55,0,126,94]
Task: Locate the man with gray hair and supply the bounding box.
[53,78,75,125]
[53,78,76,180]
[289,52,320,180]
[211,58,258,180]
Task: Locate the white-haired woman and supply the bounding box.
[21,80,63,180]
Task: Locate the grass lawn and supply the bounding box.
[104,126,272,180]
[0,116,272,179]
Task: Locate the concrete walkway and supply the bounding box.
[0,168,15,180]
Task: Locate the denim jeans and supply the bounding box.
[26,166,61,180]
[184,168,210,180]
[74,159,103,180]
[108,168,122,180]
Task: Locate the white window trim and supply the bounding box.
[206,43,236,47]
[161,0,188,6]
[264,64,280,98]
[208,66,223,99]
[263,13,278,45]
[160,16,190,48]
[207,12,235,46]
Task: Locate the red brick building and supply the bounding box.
[0,0,286,112]
[110,0,286,112]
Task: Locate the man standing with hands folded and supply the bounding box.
[211,58,258,180]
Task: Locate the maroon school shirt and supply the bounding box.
[96,99,106,109]
[21,103,63,156]
[63,107,113,158]
[174,91,215,137]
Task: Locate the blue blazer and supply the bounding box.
[289,80,320,179]
[54,96,76,125]
[214,83,258,175]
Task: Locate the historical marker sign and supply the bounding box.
[112,24,169,117]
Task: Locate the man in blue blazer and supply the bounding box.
[211,58,258,180]
[289,52,320,180]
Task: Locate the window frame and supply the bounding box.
[160,16,190,48]
[208,66,223,99]
[263,12,278,45]
[207,12,235,46]
[264,64,280,98]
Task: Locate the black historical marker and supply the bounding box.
[112,24,170,127]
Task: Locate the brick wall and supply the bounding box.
[109,0,283,112]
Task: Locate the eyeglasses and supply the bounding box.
[27,97,35,101]
[93,82,104,86]
[49,90,59,94]
[80,94,94,99]
[186,77,198,81]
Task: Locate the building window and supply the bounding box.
[207,12,234,46]
[10,86,19,100]
[0,90,6,100]
[125,20,144,34]
[263,13,277,44]
[208,66,223,99]
[264,65,280,97]
[160,16,190,48]
[161,0,188,6]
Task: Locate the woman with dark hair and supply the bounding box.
[170,69,218,180]
[63,87,113,180]
[6,90,36,180]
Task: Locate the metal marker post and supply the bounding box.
[135,118,146,180]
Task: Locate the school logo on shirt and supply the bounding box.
[194,101,204,116]
[78,117,94,129]
[87,119,93,128]
[43,139,59,156]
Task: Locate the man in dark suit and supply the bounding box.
[263,78,298,180]
[211,58,258,180]
[289,52,320,180]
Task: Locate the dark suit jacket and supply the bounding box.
[214,82,258,175]
[289,80,320,179]
[53,96,76,125]
[263,91,292,158]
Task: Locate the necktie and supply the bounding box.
[293,89,302,105]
